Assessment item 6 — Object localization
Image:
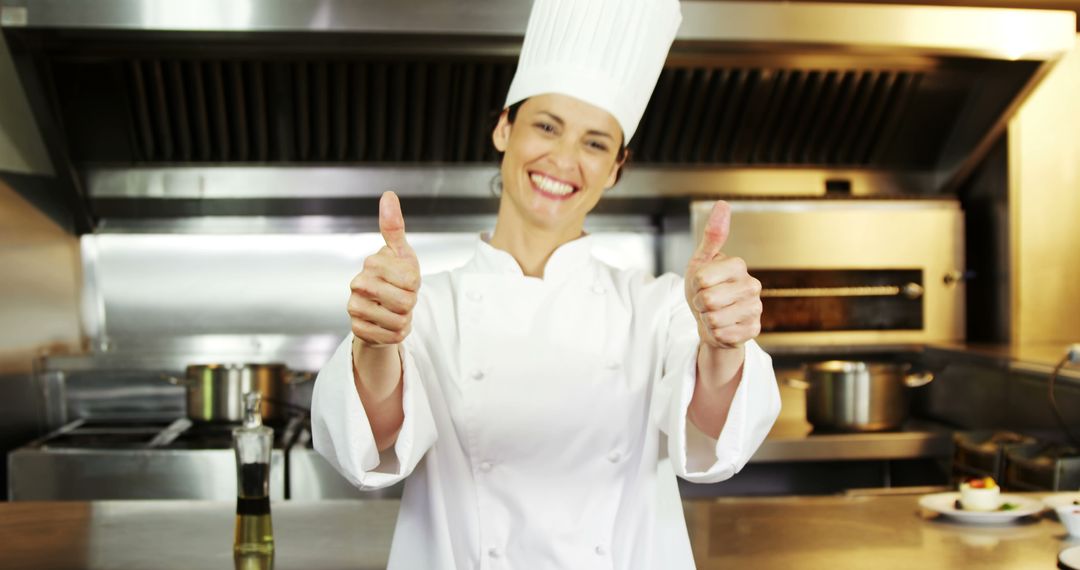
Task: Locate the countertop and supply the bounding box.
[1,495,1076,570]
[926,342,1080,383]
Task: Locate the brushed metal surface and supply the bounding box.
[1,0,1073,62]
[79,229,656,342]
[84,165,936,200]
[0,496,1070,569]
[8,449,286,501]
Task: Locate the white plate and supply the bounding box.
[1045,493,1080,510]
[1060,545,1080,570]
[918,492,1044,524]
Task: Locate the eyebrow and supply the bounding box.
[537,111,616,141]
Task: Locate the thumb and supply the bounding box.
[379,191,412,257]
[693,200,731,262]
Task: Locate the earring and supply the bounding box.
[489,173,503,198]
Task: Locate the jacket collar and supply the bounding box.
[467,232,594,284]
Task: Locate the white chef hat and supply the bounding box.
[504,0,682,143]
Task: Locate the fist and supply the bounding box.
[684,201,763,349]
[348,191,421,347]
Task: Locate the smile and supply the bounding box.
[529,172,580,201]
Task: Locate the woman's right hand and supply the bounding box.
[348,191,421,348]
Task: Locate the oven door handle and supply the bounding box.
[760,283,924,299]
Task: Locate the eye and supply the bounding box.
[587,140,610,152]
[534,121,556,134]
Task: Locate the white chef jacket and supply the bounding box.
[312,234,781,570]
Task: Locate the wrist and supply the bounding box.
[697,342,745,388]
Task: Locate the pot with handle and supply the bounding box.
[165,363,313,423]
[784,360,933,432]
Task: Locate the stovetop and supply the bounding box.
[34,416,307,451]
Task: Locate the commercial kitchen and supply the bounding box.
[1,0,1080,568]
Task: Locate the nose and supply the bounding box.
[548,134,577,171]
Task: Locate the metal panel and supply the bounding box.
[85,165,936,199]
[1,1,1073,62]
[79,226,657,346]
[8,448,286,500]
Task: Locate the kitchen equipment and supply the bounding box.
[166,363,312,423]
[691,200,966,348]
[1003,442,1080,491]
[6,412,401,501]
[951,430,1036,486]
[785,361,934,432]
[7,416,295,500]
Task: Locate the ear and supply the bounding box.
[492,109,512,152]
[603,149,629,189]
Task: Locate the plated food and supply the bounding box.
[919,479,1043,524]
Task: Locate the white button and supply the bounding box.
[488,547,500,558]
[607,451,622,463]
[467,290,483,302]
[479,461,493,472]
[595,544,607,556]
[471,369,485,381]
[590,284,606,295]
[605,360,621,371]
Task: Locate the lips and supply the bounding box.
[528,172,580,201]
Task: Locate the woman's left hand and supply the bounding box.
[684,201,763,350]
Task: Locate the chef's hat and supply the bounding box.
[504,0,682,143]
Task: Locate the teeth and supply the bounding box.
[530,173,575,196]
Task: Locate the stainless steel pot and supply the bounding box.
[165,363,312,423]
[785,361,933,432]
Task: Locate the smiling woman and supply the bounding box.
[311,0,781,568]
[489,94,630,277]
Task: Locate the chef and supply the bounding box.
[311,0,781,567]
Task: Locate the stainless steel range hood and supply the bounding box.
[0,0,1074,225]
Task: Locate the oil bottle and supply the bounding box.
[233,391,274,554]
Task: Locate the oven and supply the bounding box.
[692,199,965,348]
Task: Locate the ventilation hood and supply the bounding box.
[0,0,1075,227]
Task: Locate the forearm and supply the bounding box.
[688,340,745,439]
[352,337,405,452]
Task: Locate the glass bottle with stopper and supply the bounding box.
[233,391,274,554]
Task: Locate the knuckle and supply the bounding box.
[705,312,722,328]
[731,257,747,273]
[749,277,762,294]
[750,322,762,337]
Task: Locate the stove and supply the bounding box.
[952,430,1080,491]
[8,417,301,501]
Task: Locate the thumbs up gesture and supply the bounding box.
[684,201,763,349]
[348,191,421,347]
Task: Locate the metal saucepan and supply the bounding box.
[784,361,934,432]
[164,363,313,423]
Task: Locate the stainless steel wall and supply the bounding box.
[0,179,81,498]
[81,216,659,348]
[1008,34,1080,346]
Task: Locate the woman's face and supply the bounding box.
[492,93,624,233]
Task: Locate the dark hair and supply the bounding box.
[492,100,632,185]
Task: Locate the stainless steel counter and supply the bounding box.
[1,495,1075,569]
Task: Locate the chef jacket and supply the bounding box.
[312,234,781,570]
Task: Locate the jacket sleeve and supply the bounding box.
[310,333,438,490]
[653,276,781,484]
